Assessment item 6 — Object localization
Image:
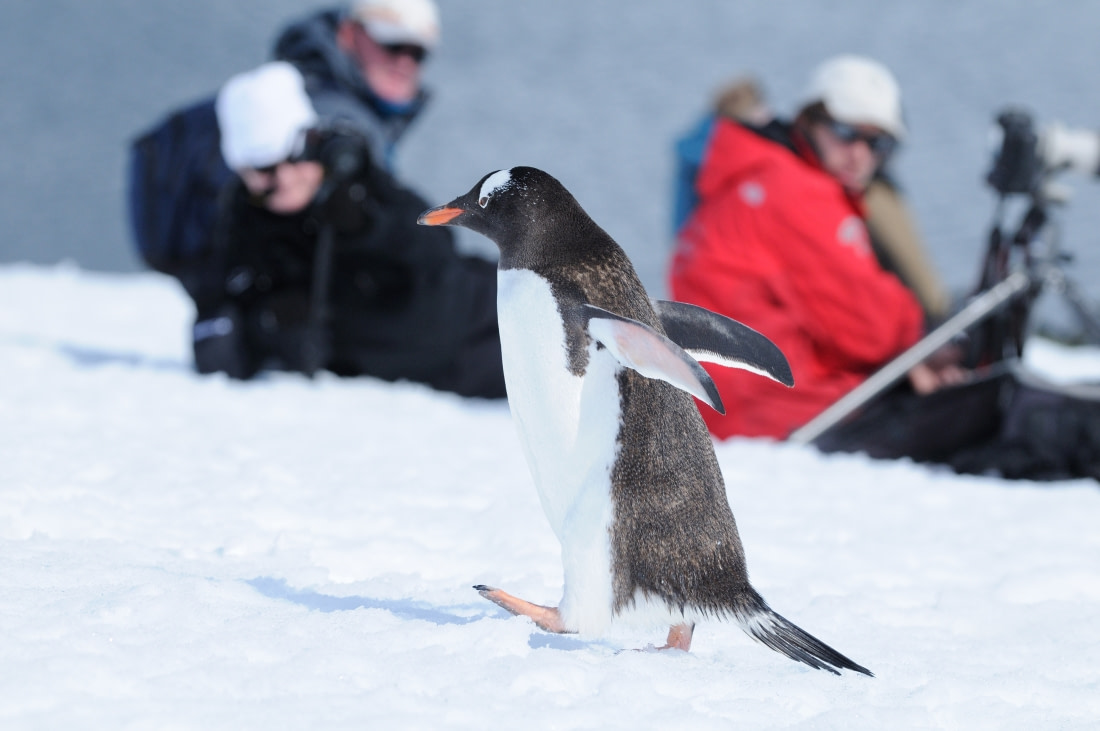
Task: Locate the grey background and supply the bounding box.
[4,0,1100,302]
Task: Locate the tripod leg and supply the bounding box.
[1060,276,1100,344]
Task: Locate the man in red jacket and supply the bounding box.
[670,55,962,441]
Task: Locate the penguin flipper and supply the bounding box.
[652,300,795,387]
[582,304,725,414]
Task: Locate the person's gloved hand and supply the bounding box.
[907,343,969,395]
[192,303,257,379]
[1039,122,1100,175]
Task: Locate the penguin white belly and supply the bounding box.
[497,269,623,634]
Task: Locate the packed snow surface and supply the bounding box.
[2,265,1098,729]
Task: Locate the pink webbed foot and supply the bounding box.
[656,622,695,652]
[474,584,573,634]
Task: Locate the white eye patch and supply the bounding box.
[478,169,513,207]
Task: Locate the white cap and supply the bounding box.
[215,61,318,170]
[350,0,441,50]
[801,55,906,140]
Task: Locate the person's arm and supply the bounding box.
[191,184,260,379]
[863,179,951,322]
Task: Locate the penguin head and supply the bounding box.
[418,167,585,259]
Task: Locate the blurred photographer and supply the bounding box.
[273,0,441,172]
[191,62,505,398]
[670,55,954,442]
[673,74,952,323]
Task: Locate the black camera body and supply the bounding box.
[986,108,1044,196]
[300,126,372,193]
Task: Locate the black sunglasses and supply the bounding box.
[250,156,302,177]
[821,117,898,158]
[251,162,284,176]
[381,42,428,63]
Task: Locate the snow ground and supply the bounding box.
[2,264,1098,729]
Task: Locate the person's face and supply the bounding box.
[239,160,325,214]
[808,117,896,194]
[343,22,426,105]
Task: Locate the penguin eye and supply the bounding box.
[478,170,512,209]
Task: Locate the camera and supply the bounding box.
[986,108,1043,196]
[303,126,371,181]
[987,108,1100,196]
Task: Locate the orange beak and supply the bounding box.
[417,206,464,226]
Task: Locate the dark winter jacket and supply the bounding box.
[193,131,505,399]
[272,7,429,170]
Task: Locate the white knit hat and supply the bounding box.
[215,61,318,170]
[801,55,906,140]
[350,0,441,50]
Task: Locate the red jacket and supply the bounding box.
[669,120,925,439]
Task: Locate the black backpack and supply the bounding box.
[127,96,234,295]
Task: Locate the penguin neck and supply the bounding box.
[497,214,616,274]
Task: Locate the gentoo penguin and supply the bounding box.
[418,167,871,676]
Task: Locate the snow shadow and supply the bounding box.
[4,333,187,372]
[247,576,490,626]
[248,577,605,651]
[527,634,593,651]
[57,342,186,371]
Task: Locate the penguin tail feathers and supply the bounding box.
[735,594,873,677]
